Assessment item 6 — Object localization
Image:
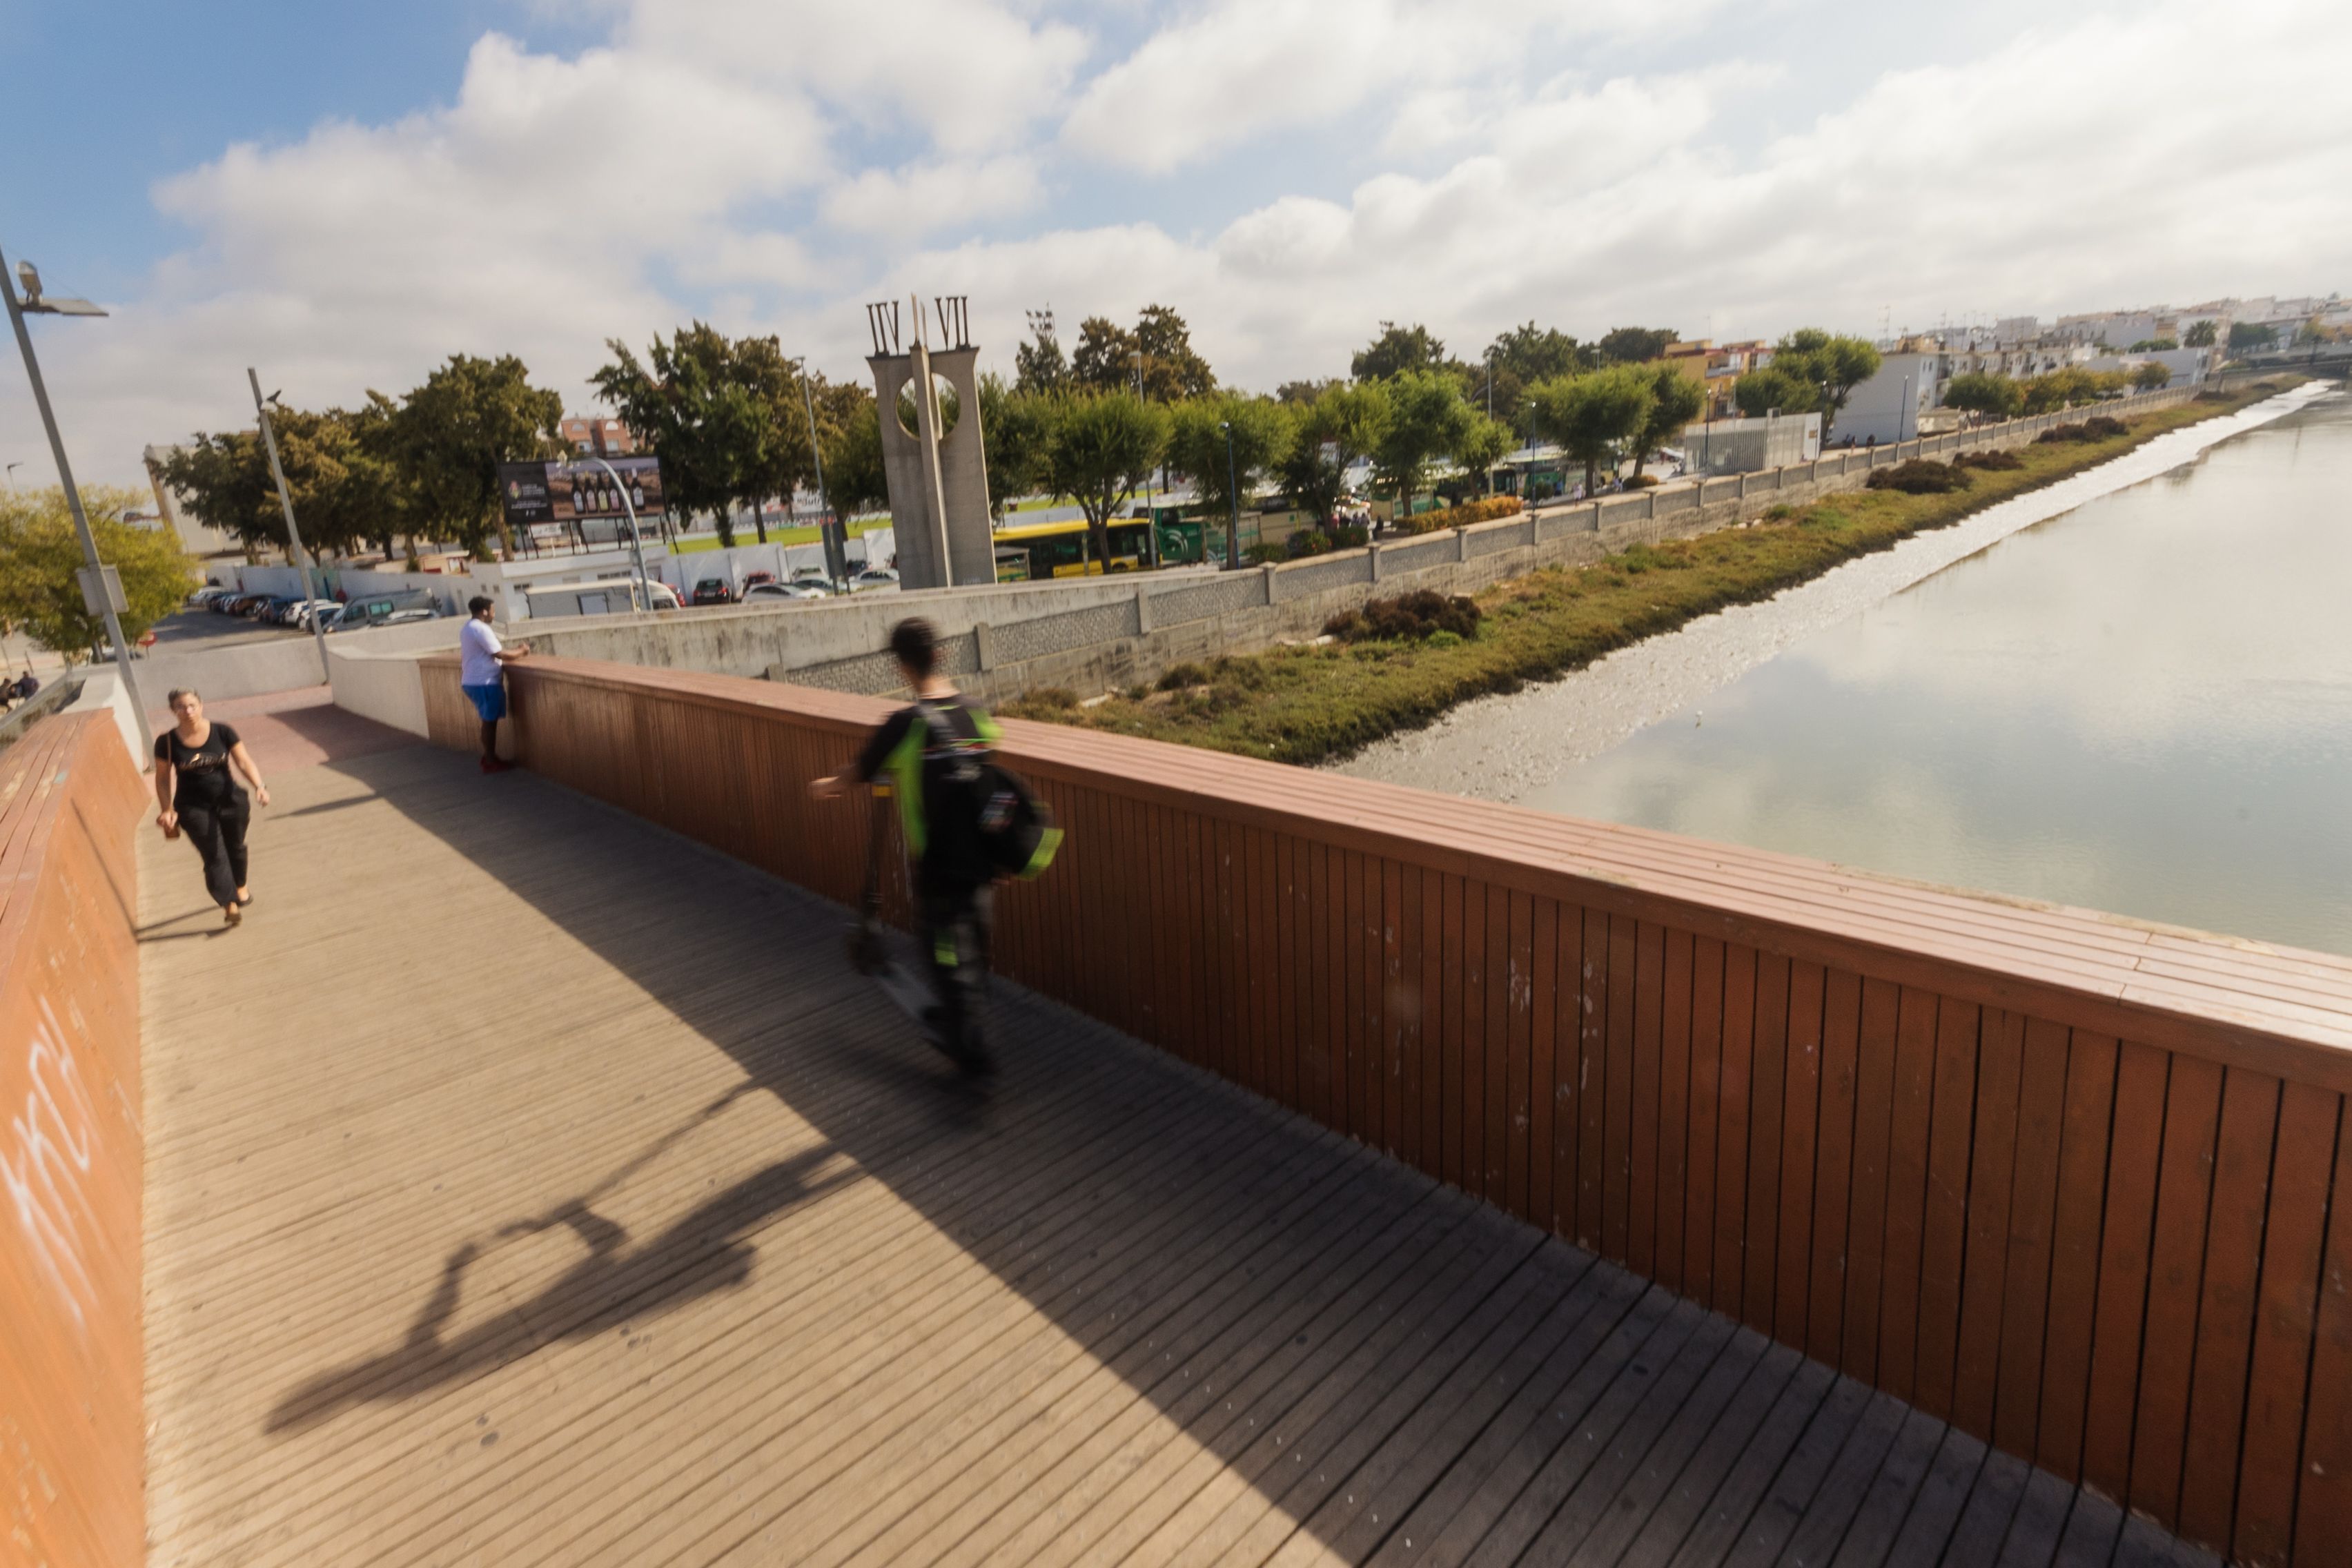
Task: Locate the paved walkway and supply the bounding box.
[138,698,2216,1566]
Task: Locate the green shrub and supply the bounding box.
[1157,662,1208,691]
[1391,494,1525,537]
[1326,589,1482,643]
[1242,542,1287,566]
[1002,686,1079,718]
[1625,473,1662,489]
[1285,528,1333,558]
[1954,448,2023,471]
[1865,459,1973,494]
[1425,629,1464,649]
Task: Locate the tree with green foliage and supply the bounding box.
[2183,320,2218,348]
[0,485,192,661]
[2228,321,2277,354]
[2126,337,2178,353]
[1527,366,1654,498]
[1167,393,1295,522]
[385,353,563,557]
[1275,378,1342,406]
[1371,369,1475,518]
[593,325,764,548]
[1280,380,1391,530]
[2021,366,2128,413]
[1352,322,1451,382]
[158,400,405,560]
[979,372,1057,520]
[819,388,889,523]
[1730,365,1816,419]
[1037,391,1170,565]
[1940,371,2024,422]
[1598,326,1678,365]
[1630,365,1705,478]
[1766,330,1881,439]
[1453,412,1513,495]
[1070,315,1136,393]
[1132,304,1216,401]
[1480,322,1598,440]
[2132,361,2174,391]
[1015,310,1070,395]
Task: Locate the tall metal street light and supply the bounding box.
[248,370,334,681]
[1219,420,1242,571]
[796,362,843,587]
[1,247,153,738]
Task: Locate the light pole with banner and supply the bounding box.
[1,246,153,741]
[248,369,334,681]
[578,455,654,611]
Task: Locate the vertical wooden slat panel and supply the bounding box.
[1529,896,1560,1235]
[1392,858,1420,1166]
[1843,976,1903,1384]
[2236,1084,2340,1568]
[1993,1016,2067,1458]
[1776,960,1827,1346]
[1809,968,1863,1365]
[1743,952,1792,1331]
[1877,984,1944,1401]
[1656,928,1696,1298]
[2037,1031,2119,1480]
[1629,920,1668,1278]
[1550,901,1585,1239]
[1317,838,1343,1130]
[1578,907,1611,1249]
[1604,911,1640,1263]
[1485,883,1515,1205]
[2081,1040,2172,1500]
[1713,943,1758,1315]
[1422,865,1447,1183]
[1383,859,1407,1157]
[1683,936,1726,1302]
[1954,1008,2026,1439]
[1439,870,1464,1190]
[2177,1067,2283,1547]
[2130,1052,2226,1527]
[1461,876,1489,1195]
[1342,847,1369,1140]
[2293,1104,2352,1560]
[1914,996,1984,1420]
[1506,889,1536,1222]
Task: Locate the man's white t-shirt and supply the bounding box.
[460,618,503,687]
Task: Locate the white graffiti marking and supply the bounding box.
[2,998,101,1330]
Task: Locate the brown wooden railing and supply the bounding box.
[425,653,2352,1566]
[0,714,148,1568]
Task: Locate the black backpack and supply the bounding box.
[915,702,1063,881]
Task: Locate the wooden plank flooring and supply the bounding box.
[139,718,2225,1567]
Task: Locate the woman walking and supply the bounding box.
[153,688,270,926]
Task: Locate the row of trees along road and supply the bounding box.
[159,338,888,566]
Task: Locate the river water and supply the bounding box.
[1339,385,2352,955]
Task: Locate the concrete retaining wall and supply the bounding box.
[326,647,430,738]
[775,381,2206,703]
[135,617,462,713]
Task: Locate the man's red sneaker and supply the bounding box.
[480,756,514,774]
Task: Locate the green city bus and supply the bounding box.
[992,513,1213,581]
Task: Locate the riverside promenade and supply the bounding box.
[128,691,2222,1567]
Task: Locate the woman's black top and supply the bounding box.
[155,722,244,808]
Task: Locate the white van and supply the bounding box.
[525,578,680,618]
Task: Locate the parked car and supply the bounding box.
[286,599,339,628]
[741,570,776,590]
[847,569,900,592]
[742,581,829,602]
[333,587,440,631]
[791,565,830,582]
[216,593,258,615]
[690,577,735,605]
[186,587,228,608]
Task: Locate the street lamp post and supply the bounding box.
[1,246,153,741]
[1220,420,1242,571]
[579,454,654,611]
[797,364,843,587]
[248,369,335,683]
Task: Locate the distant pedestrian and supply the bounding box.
[460,596,529,774]
[153,688,268,927]
[15,669,37,702]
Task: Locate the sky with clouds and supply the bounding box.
[2,0,2346,485]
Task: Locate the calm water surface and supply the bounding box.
[1522,393,2352,954]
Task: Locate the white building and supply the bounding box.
[1837,353,1942,445]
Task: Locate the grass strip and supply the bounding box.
[1001,384,2293,767]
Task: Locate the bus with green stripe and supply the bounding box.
[991,510,1211,582]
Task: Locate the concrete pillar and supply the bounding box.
[1369,544,1384,582]
[1736,472,1747,501]
[1261,562,1280,604]
[1457,528,1471,562]
[1646,490,1657,520]
[1133,583,1153,634]
[973,620,997,670]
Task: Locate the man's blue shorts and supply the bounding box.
[462,683,507,723]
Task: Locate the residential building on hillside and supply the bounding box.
[1839,352,1943,445]
[560,415,639,457]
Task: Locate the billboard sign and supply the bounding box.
[498,456,665,529]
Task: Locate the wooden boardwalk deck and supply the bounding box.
[139,706,2218,1567]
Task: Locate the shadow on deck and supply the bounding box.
[137,727,2215,1567]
